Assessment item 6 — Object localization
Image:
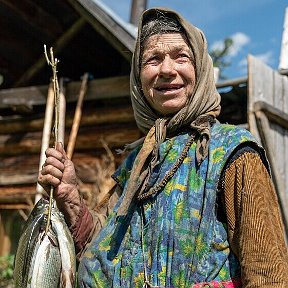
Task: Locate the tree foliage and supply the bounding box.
[209,38,233,80]
[0,254,14,287]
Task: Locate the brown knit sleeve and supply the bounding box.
[72,184,122,259]
[223,151,288,287]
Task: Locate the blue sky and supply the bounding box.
[102,0,287,80]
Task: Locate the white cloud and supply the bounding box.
[210,40,225,52]
[229,32,250,57]
[210,32,250,59]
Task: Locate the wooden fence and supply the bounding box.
[248,54,288,236]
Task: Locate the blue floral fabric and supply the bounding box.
[78,123,262,287]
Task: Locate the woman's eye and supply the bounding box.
[145,56,161,65]
[176,54,191,63]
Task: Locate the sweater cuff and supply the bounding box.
[69,198,94,255]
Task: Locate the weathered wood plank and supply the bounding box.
[248,55,262,141]
[0,75,130,109]
[0,185,35,203]
[0,149,126,186]
[0,122,141,156]
[253,101,288,129]
[0,174,38,186]
[272,72,285,201]
[0,147,123,208]
[283,76,288,208]
[0,105,135,134]
[248,55,274,107]
[0,204,32,209]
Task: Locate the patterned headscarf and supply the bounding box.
[117,7,221,216]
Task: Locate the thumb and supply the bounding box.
[55,142,69,160]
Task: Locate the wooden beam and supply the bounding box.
[0,123,141,156]
[0,204,33,210]
[14,17,86,87]
[254,101,288,129]
[216,76,247,89]
[0,174,38,186]
[0,149,126,186]
[67,0,135,61]
[215,70,287,89]
[0,75,130,109]
[0,104,134,134]
[0,185,35,204]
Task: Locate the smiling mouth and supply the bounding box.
[155,85,184,92]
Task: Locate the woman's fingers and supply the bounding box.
[41,164,63,180]
[45,147,65,162]
[39,144,77,195]
[39,146,66,188]
[44,155,65,171]
[38,172,61,187]
[55,142,69,160]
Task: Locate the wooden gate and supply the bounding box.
[248,54,288,236]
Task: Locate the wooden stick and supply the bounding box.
[66,73,89,159]
[34,83,54,204]
[58,78,67,146]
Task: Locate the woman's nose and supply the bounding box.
[159,56,176,77]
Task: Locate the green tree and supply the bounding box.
[210,38,233,80]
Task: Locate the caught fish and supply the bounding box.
[14,199,47,287]
[29,232,62,287]
[51,209,76,288]
[14,198,76,288]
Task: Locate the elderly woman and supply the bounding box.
[38,7,288,288]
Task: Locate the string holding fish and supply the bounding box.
[43,44,60,235]
[44,44,60,146]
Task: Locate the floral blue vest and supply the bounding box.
[78,123,263,287]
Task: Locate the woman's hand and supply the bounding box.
[38,142,81,226]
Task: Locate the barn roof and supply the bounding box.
[0,0,136,89]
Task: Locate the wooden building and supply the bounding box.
[0,0,287,256]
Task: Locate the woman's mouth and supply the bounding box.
[155,84,184,93]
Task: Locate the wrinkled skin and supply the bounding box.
[38,142,81,227]
[140,33,196,116]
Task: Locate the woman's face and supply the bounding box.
[140,33,196,116]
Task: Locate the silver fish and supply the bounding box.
[51,209,76,288]
[14,198,76,288]
[29,231,62,287]
[14,199,47,287]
